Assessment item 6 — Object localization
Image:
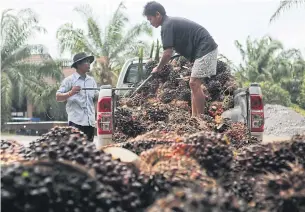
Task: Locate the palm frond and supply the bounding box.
[1,44,46,69]
[234,40,246,61]
[257,40,283,73]
[1,9,46,61]
[10,60,63,81]
[1,72,14,110]
[56,23,99,55]
[1,9,17,40]
[74,5,104,50]
[103,2,128,56]
[270,0,305,23]
[109,22,152,59]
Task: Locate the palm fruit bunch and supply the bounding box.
[218,168,268,211]
[113,131,130,143]
[232,142,296,175]
[15,127,152,211]
[208,101,224,117]
[144,60,158,75]
[139,146,210,185]
[223,174,260,203]
[289,134,305,167]
[147,186,251,212]
[114,107,147,137]
[145,104,169,122]
[206,80,223,100]
[257,164,305,212]
[154,64,173,82]
[19,126,90,161]
[176,84,192,106]
[125,93,145,107]
[1,160,124,212]
[216,60,228,74]
[1,140,24,164]
[168,67,180,85]
[159,131,233,178]
[159,88,176,103]
[137,145,217,199]
[216,71,231,85]
[224,122,251,148]
[202,59,237,101]
[176,56,189,67]
[137,79,160,97]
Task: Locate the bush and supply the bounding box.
[290,104,305,116]
[280,78,302,104]
[297,76,305,109]
[260,81,291,106]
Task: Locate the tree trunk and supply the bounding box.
[97,56,113,86]
[27,99,33,118]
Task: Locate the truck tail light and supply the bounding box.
[97,97,112,135]
[98,97,111,112]
[250,94,264,132]
[250,95,263,110]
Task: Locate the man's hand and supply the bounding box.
[70,86,81,95]
[151,66,161,74]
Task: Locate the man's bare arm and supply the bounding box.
[156,48,173,70]
[56,92,72,102]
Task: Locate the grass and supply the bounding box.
[290,104,305,116]
[0,131,16,136]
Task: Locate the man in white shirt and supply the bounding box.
[56,52,98,141]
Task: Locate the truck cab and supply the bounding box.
[115,57,150,96]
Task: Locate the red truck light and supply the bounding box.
[98,97,111,112]
[97,97,112,135]
[250,95,263,110]
[250,94,264,132]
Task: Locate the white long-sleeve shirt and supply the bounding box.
[56,72,98,127]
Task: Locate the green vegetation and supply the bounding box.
[1,2,304,126]
[0,9,64,125]
[270,0,305,22]
[56,2,152,85]
[290,104,305,116]
[233,36,305,110]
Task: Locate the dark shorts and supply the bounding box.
[68,121,94,142]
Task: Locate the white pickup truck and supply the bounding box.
[95,57,264,147]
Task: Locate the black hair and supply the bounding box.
[143,1,166,16]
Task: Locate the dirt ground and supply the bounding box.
[262,135,291,144]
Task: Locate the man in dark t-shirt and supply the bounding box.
[143,1,218,117]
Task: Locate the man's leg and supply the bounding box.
[190,78,205,117]
[69,121,82,131]
[82,126,95,142]
[191,91,197,117]
[190,48,218,117]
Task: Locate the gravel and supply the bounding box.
[264,104,305,136]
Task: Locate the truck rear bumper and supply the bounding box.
[96,135,112,149]
[251,132,263,141]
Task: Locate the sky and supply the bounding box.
[1,0,305,64]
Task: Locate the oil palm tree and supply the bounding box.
[56,2,153,85]
[270,0,305,23]
[1,9,63,124]
[234,36,284,83]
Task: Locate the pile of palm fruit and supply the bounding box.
[114,56,254,148]
[1,57,305,212]
[1,128,305,212]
